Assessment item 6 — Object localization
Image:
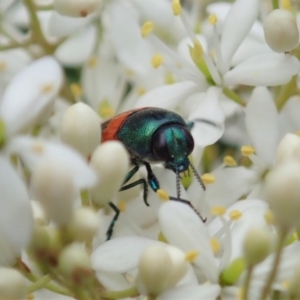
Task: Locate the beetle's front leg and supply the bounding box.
[143,162,160,193]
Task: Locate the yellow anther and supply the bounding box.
[26,294,35,300]
[151,54,164,69]
[157,189,169,201]
[141,21,154,38]
[158,232,168,243]
[172,0,182,16]
[229,210,242,221]
[201,173,215,184]
[31,142,44,154]
[281,280,290,289]
[165,72,176,84]
[118,200,126,212]
[136,87,147,96]
[210,205,226,216]
[0,61,6,71]
[185,250,199,262]
[98,101,115,118]
[208,14,218,25]
[296,130,300,137]
[223,155,237,167]
[70,83,82,98]
[241,145,255,157]
[125,69,134,76]
[41,84,53,94]
[293,231,299,240]
[88,56,98,67]
[264,210,275,225]
[210,238,221,254]
[281,0,291,10]
[191,39,203,62]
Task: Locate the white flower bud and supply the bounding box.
[60,102,101,158]
[58,243,92,280]
[68,207,100,242]
[90,141,129,206]
[276,133,300,165]
[137,245,173,296]
[31,158,76,225]
[264,161,300,229]
[53,0,101,17]
[0,268,26,300]
[243,227,272,266]
[263,9,299,53]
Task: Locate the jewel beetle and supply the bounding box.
[101,107,209,239]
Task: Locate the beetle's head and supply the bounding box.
[151,125,194,173]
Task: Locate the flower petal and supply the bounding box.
[224,53,300,86]
[245,87,280,165]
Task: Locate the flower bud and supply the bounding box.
[263,9,299,53]
[137,245,173,296]
[90,141,129,206]
[60,102,101,158]
[31,158,75,225]
[68,207,100,242]
[58,243,92,281]
[0,268,27,300]
[276,133,300,165]
[53,0,101,17]
[264,161,300,229]
[243,227,272,266]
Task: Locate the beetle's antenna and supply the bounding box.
[189,162,206,191]
[176,169,181,198]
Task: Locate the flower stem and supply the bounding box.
[101,287,139,299]
[242,265,253,300]
[223,87,246,107]
[27,275,51,293]
[259,229,288,300]
[275,76,298,111]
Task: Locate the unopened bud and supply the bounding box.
[264,162,300,229]
[68,207,100,242]
[31,158,75,225]
[276,133,300,165]
[53,0,101,17]
[137,245,173,296]
[220,257,246,285]
[243,227,272,266]
[58,243,92,281]
[60,102,101,158]
[263,9,299,53]
[0,268,27,300]
[90,141,129,206]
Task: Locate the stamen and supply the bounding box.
[98,101,115,118]
[151,54,164,68]
[210,238,221,254]
[208,14,218,25]
[136,87,147,95]
[70,83,82,98]
[201,173,215,185]
[264,210,275,225]
[141,21,154,38]
[241,145,255,157]
[281,0,291,10]
[118,200,126,212]
[157,189,169,201]
[41,84,53,94]
[87,56,98,67]
[229,210,242,221]
[223,155,237,167]
[210,205,226,216]
[185,250,199,262]
[191,39,203,62]
[171,0,182,16]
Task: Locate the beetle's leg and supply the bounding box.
[122,165,140,185]
[169,196,207,222]
[144,162,160,192]
[120,179,149,206]
[106,202,120,240]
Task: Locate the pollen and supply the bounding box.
[210,205,226,216]
[210,238,221,254]
[201,173,215,184]
[0,61,6,71]
[281,280,290,289]
[172,0,182,16]
[31,142,44,154]
[208,14,218,25]
[281,0,291,10]
[118,200,126,212]
[223,155,237,167]
[70,83,82,98]
[296,130,300,137]
[241,145,255,157]
[191,39,203,62]
[229,210,242,221]
[185,250,199,262]
[264,210,275,225]
[88,56,98,67]
[141,21,154,38]
[157,189,169,201]
[41,83,54,94]
[98,101,115,118]
[151,54,164,69]
[137,87,147,95]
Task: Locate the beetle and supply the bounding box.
[101,107,208,239]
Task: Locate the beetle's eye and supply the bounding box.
[152,128,171,161]
[184,129,194,155]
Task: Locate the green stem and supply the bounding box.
[242,265,253,300]
[101,287,139,299]
[223,87,247,107]
[275,76,298,111]
[259,229,288,300]
[272,0,279,9]
[81,190,90,206]
[27,275,51,293]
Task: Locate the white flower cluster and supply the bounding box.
[1,0,300,299]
